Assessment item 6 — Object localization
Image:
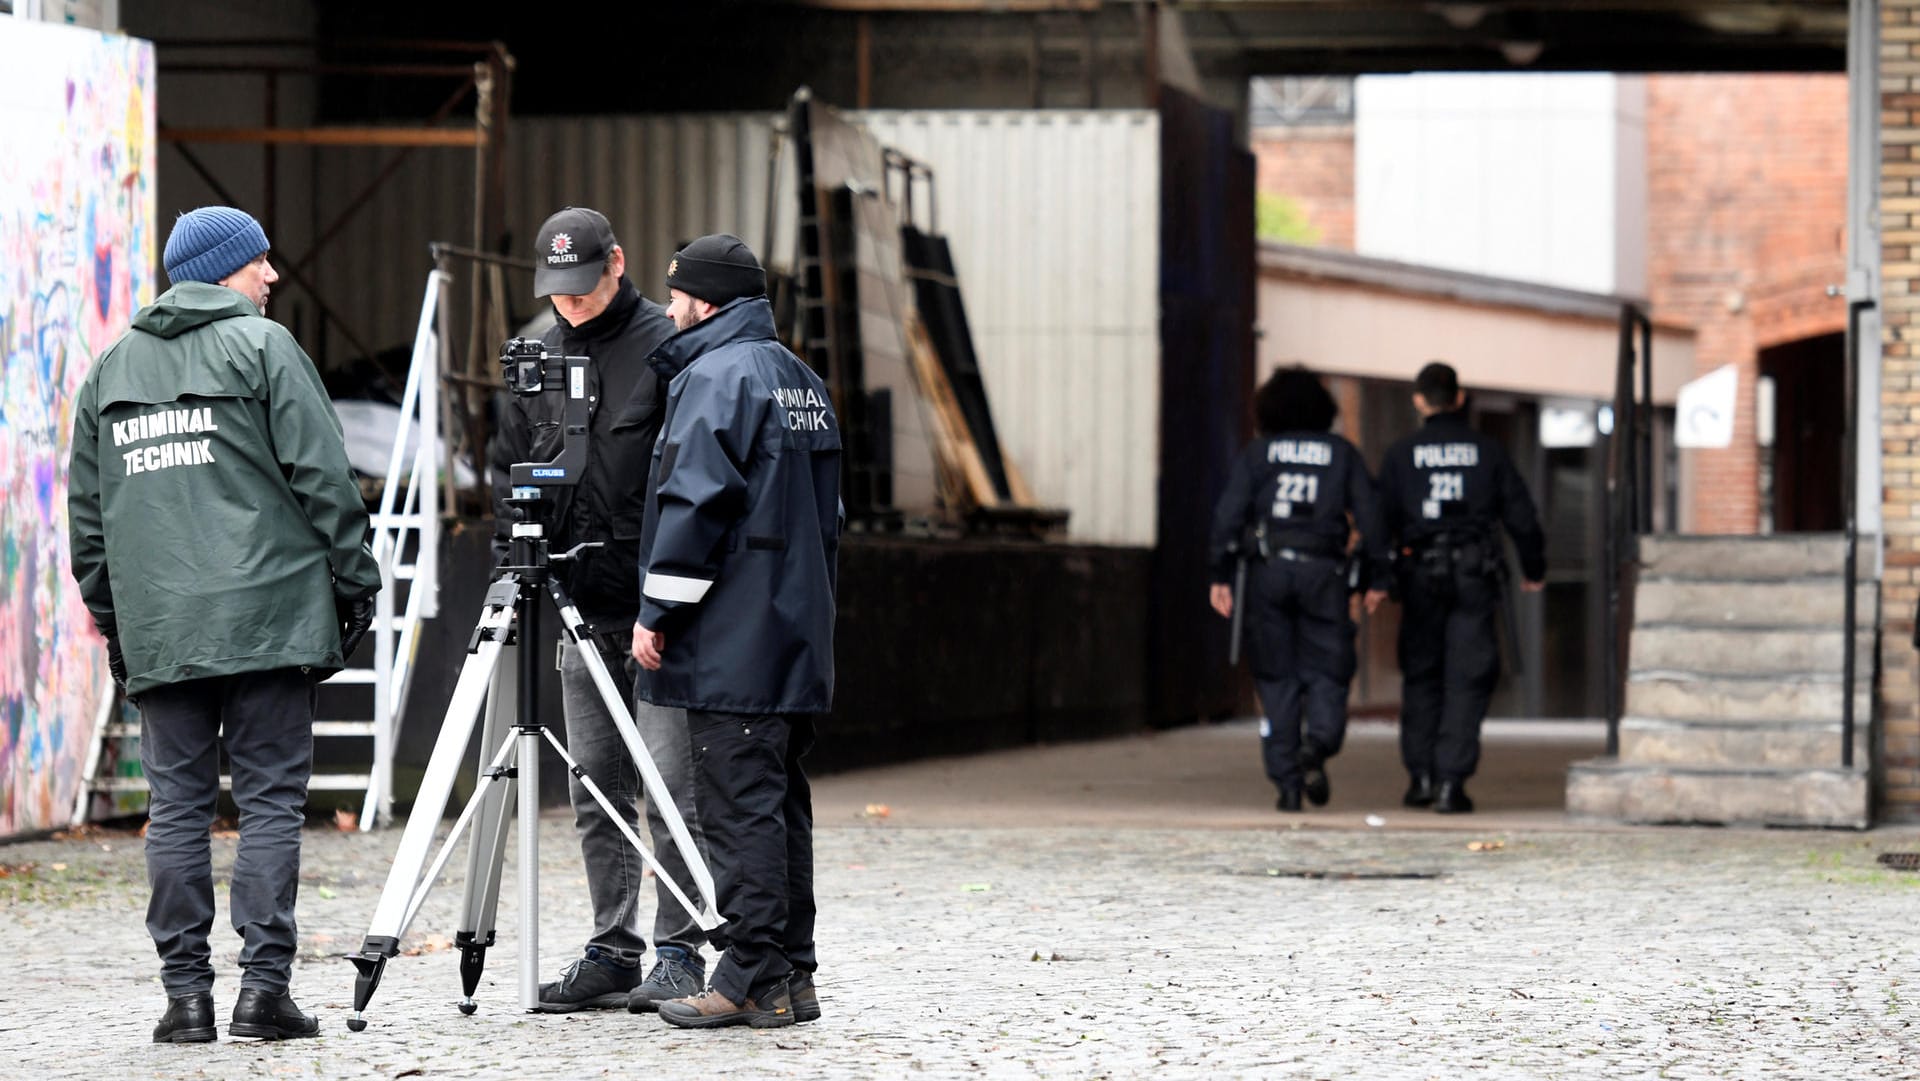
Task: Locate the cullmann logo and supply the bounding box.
[531,468,567,478]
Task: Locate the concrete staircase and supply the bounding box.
[1565,534,1873,828]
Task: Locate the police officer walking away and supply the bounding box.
[1367,362,1546,814]
[1210,367,1384,812]
[631,235,841,1030]
[67,206,381,1042]
[488,206,712,1013]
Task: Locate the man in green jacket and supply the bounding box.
[67,206,380,1044]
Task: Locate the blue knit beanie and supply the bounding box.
[163,206,270,286]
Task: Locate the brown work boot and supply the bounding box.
[658,986,795,1029]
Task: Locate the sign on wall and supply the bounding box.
[0,22,155,836]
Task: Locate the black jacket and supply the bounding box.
[1376,409,1547,582]
[634,296,843,714]
[489,279,675,627]
[1208,430,1384,585]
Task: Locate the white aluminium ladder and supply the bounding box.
[72,270,449,829]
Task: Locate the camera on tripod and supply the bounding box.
[497,336,590,488]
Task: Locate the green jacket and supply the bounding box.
[67,282,381,695]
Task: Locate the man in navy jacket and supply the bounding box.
[631,234,841,1029]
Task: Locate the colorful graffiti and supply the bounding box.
[0,23,154,837]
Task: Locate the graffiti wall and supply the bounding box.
[0,23,154,837]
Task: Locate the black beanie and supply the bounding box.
[666,234,767,307]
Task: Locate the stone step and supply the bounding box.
[1629,626,1874,678]
[1626,675,1869,723]
[1637,534,1846,581]
[1565,758,1869,828]
[1617,718,1869,769]
[1633,579,1876,628]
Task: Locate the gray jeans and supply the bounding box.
[138,668,315,997]
[559,633,708,967]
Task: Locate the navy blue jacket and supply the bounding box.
[1209,429,1384,585]
[635,297,843,714]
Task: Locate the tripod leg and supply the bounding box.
[349,599,512,1031]
[536,727,716,932]
[556,593,720,926]
[518,725,542,1012]
[454,647,518,1014]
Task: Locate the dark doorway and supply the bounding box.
[1760,332,1844,533]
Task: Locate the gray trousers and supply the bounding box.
[559,633,707,967]
[137,668,315,997]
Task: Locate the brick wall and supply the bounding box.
[1645,74,1850,535]
[1252,124,1355,249]
[1882,0,1920,820]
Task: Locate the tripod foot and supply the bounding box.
[458,1001,478,1016]
[348,936,398,1031]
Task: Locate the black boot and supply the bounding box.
[1402,773,1436,808]
[1433,780,1474,814]
[1275,788,1303,813]
[154,991,216,1044]
[229,988,320,1040]
[1298,741,1331,807]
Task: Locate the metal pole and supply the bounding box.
[1843,298,1872,769]
[1637,311,1653,537]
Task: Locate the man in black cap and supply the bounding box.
[631,234,841,1030]
[1367,361,1546,814]
[488,206,711,1013]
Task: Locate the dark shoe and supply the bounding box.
[154,992,217,1044]
[228,988,319,1040]
[1403,773,1436,808]
[658,986,795,1029]
[1299,741,1331,806]
[626,946,706,1013]
[1433,780,1474,814]
[1275,789,1303,813]
[789,971,821,1024]
[538,946,642,1013]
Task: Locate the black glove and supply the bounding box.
[105,635,128,693]
[337,595,376,659]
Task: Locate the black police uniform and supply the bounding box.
[1376,409,1546,789]
[1210,429,1383,799]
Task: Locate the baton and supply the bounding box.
[1228,555,1248,666]
[1496,567,1525,678]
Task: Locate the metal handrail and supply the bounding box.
[1604,303,1654,757]
[1842,297,1873,769]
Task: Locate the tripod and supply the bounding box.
[346,487,719,1031]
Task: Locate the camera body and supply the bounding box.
[498,336,591,489]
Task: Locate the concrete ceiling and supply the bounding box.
[803,1,1852,75]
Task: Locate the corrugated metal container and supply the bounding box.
[311,109,1158,545]
[859,110,1159,546]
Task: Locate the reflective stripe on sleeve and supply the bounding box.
[643,572,714,604]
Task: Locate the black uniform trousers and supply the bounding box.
[1243,554,1356,793]
[687,709,818,1005]
[1396,551,1502,783]
[137,668,316,997]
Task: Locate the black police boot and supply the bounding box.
[1402,773,1436,808]
[1433,780,1474,815]
[1275,788,1303,813]
[229,988,320,1040]
[1298,741,1331,807]
[153,991,217,1044]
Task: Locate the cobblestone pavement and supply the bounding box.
[5,811,1920,1080]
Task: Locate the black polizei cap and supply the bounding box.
[533,206,617,298]
[666,233,767,307]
